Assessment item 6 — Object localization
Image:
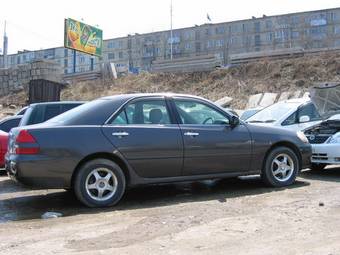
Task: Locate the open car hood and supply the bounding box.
[310,82,340,119]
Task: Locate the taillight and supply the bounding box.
[16,130,37,143]
[15,130,40,155]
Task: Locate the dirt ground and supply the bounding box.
[0,167,340,255]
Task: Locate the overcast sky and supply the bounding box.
[1,0,339,54]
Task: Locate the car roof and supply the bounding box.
[29,101,85,107]
[280,98,310,104]
[0,115,22,123]
[100,93,206,101]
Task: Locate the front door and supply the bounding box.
[102,97,183,178]
[172,97,252,176]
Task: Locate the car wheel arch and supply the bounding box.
[71,152,131,189]
[262,141,302,171]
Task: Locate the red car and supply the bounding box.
[0,131,9,168]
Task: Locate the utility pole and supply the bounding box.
[170,0,173,60]
[3,20,8,68]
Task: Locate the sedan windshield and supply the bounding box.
[247,102,298,123]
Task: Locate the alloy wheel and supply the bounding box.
[271,153,295,182]
[85,168,118,201]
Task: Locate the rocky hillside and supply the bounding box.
[1,51,340,116]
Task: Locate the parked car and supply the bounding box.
[15,106,28,116]
[0,115,22,133]
[0,116,22,170]
[19,101,84,126]
[6,94,311,207]
[0,101,83,170]
[304,83,340,171]
[240,107,263,121]
[246,98,322,131]
[0,131,9,169]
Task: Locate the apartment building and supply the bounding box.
[2,7,340,73]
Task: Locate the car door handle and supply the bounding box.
[112,132,129,137]
[184,132,199,137]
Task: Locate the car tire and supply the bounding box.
[74,159,126,207]
[261,147,299,187]
[310,163,327,172]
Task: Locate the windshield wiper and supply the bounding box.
[247,120,265,123]
[247,119,276,123]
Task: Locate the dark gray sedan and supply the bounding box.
[6,94,311,207]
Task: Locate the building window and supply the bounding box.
[254,35,261,47]
[184,31,193,40]
[64,59,68,67]
[205,28,212,36]
[292,31,300,38]
[185,43,192,50]
[215,26,225,34]
[79,56,85,63]
[119,52,124,59]
[156,48,161,55]
[215,39,224,47]
[207,40,214,48]
[195,42,201,52]
[64,69,68,74]
[64,49,68,57]
[254,22,261,33]
[265,20,272,30]
[334,25,340,34]
[108,41,115,48]
[108,53,115,60]
[230,37,239,45]
[291,16,300,25]
[266,32,273,42]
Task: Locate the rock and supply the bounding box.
[215,96,233,107]
[246,93,263,109]
[9,104,17,109]
[41,212,63,219]
[259,93,277,107]
[292,90,302,99]
[319,202,324,207]
[278,92,290,101]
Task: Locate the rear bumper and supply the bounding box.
[311,144,340,164]
[300,144,312,169]
[5,154,74,189]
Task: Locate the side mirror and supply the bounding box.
[230,115,240,127]
[299,115,310,123]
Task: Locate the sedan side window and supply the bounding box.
[174,99,229,125]
[282,112,297,126]
[297,103,321,123]
[110,99,171,125]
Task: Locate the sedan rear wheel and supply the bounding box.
[261,147,299,187]
[74,159,126,207]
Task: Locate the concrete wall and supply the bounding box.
[0,60,62,96]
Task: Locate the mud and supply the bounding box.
[0,167,340,254]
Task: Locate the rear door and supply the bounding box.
[171,97,252,176]
[102,96,184,178]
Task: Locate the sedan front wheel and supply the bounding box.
[261,147,299,187]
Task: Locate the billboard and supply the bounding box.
[64,18,103,57]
